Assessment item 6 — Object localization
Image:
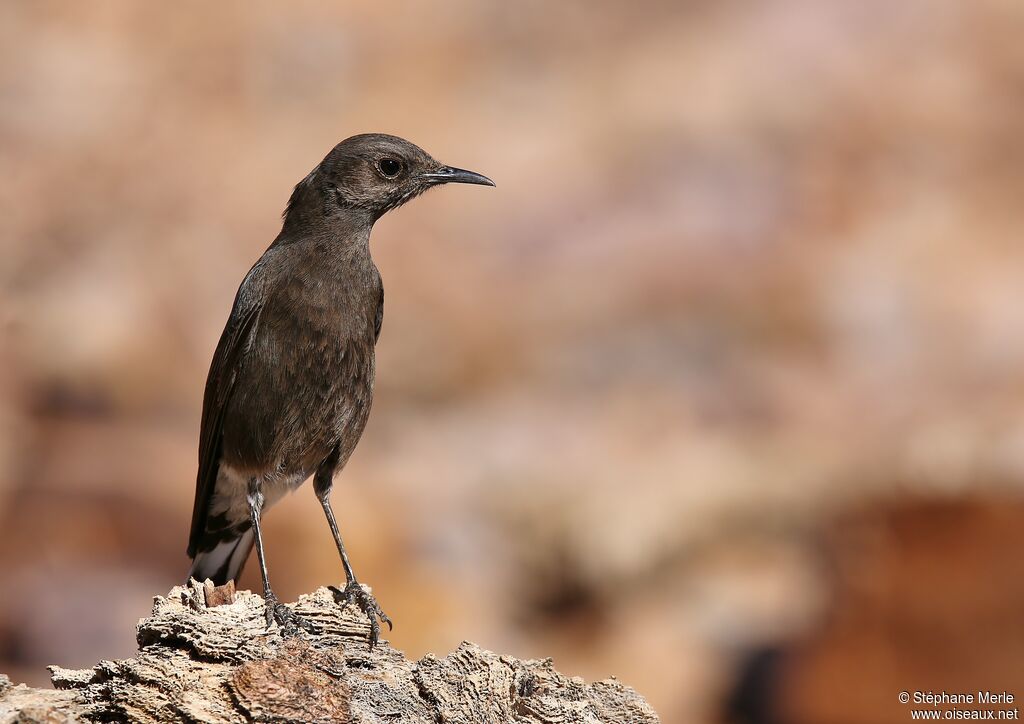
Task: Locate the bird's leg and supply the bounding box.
[320,494,393,647]
[313,463,392,649]
[247,478,316,636]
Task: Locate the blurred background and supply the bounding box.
[2,2,1024,722]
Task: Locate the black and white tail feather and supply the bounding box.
[188,529,255,586]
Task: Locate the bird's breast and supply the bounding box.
[222,260,381,475]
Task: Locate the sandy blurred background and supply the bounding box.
[2,2,1024,722]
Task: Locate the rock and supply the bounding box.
[0,580,659,723]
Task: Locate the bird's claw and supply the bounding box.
[331,581,392,649]
[264,592,317,637]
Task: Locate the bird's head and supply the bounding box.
[283,134,493,227]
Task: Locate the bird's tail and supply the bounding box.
[187,529,255,586]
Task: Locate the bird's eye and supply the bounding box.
[376,158,402,179]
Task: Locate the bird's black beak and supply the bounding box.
[421,165,495,187]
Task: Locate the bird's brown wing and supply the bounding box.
[373,284,384,342]
[187,272,265,558]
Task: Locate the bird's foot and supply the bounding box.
[331,581,392,649]
[263,592,317,637]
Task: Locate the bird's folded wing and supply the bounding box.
[187,268,266,558]
[374,284,384,342]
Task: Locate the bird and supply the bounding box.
[186,133,493,646]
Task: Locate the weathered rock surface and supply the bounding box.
[0,581,659,723]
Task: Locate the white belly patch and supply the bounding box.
[209,463,310,526]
